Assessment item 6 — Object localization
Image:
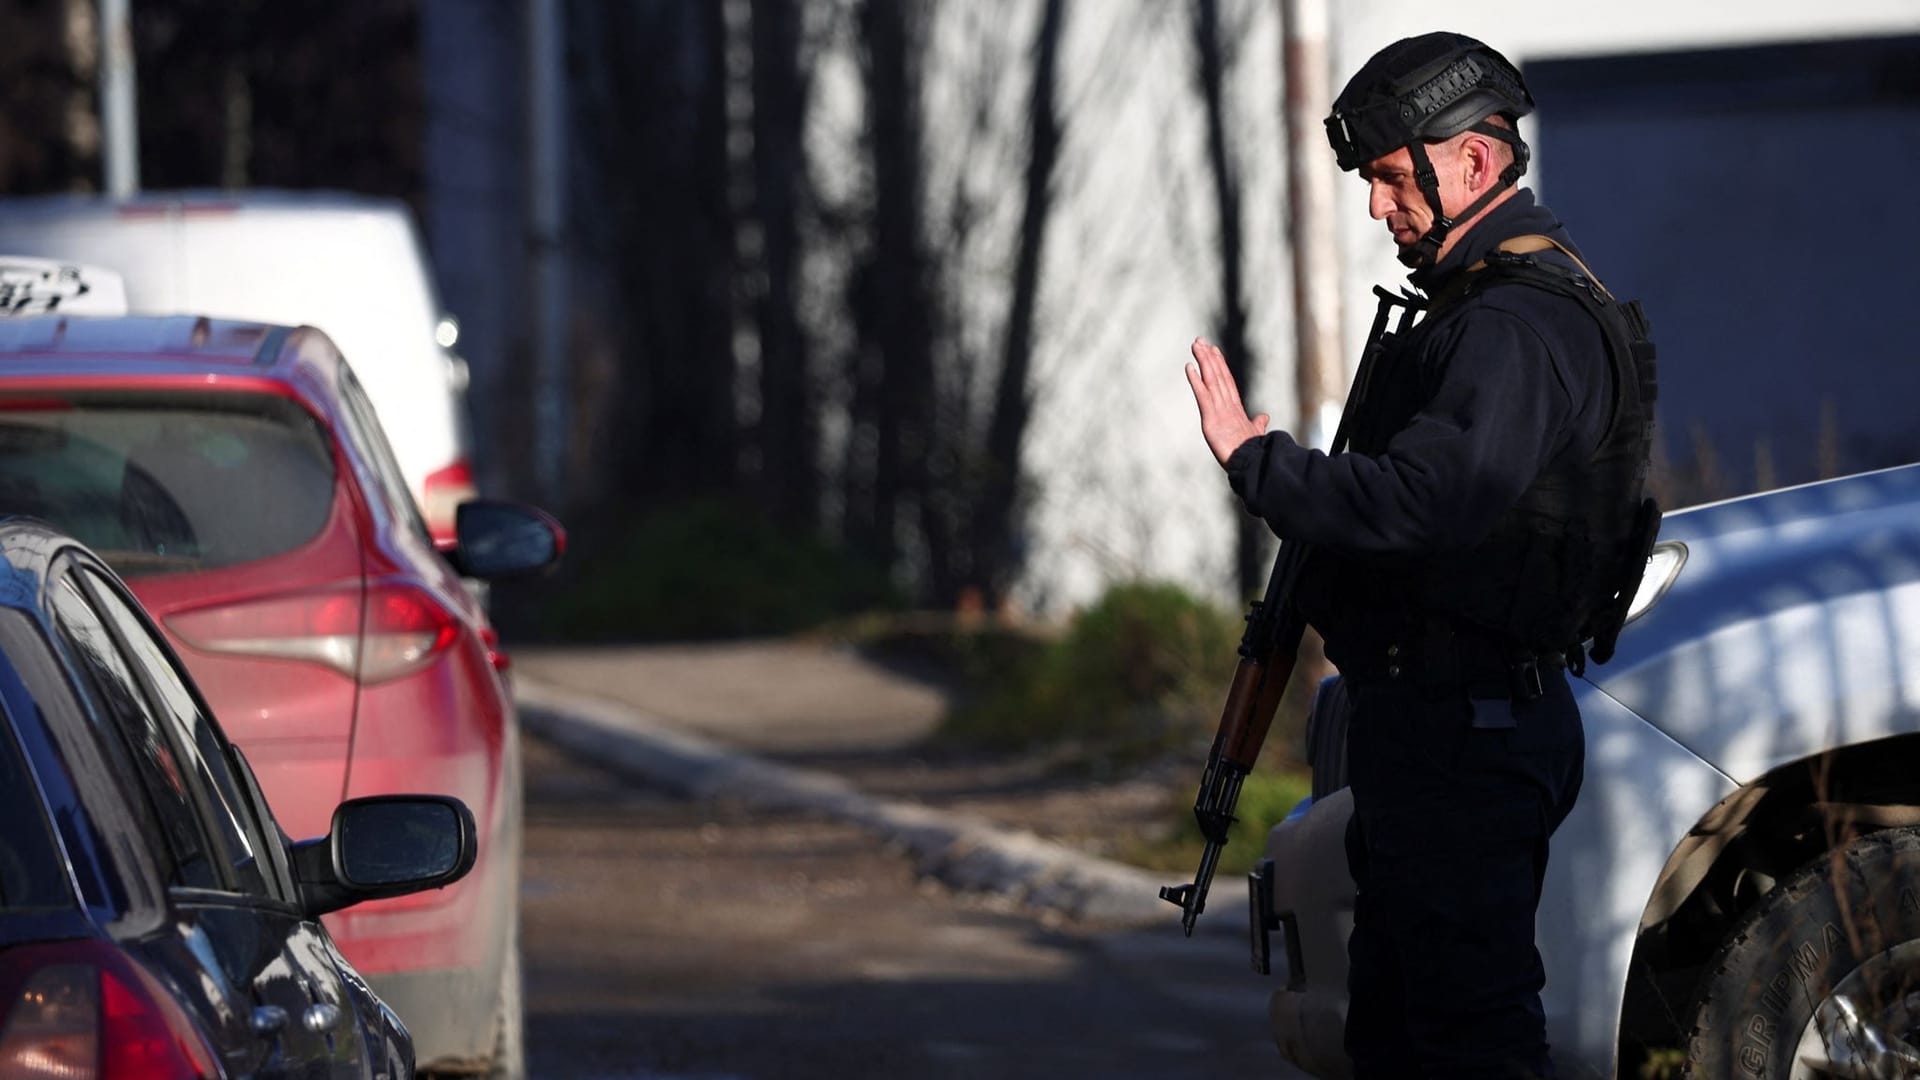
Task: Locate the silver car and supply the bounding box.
[1253,464,1920,1080]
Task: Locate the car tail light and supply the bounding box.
[167,582,459,684]
[360,585,460,682]
[423,460,478,550]
[479,626,511,673]
[0,941,218,1080]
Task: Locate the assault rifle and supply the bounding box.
[1161,286,1418,936]
[1158,542,1310,936]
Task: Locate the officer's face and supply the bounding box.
[1359,134,1502,262]
[1360,145,1446,254]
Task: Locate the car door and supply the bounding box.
[48,556,371,1078]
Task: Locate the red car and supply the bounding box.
[0,314,557,1077]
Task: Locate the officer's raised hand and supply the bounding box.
[1185,336,1270,467]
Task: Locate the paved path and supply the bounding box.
[510,638,1312,1076]
[512,640,945,754]
[519,728,1300,1079]
[512,644,1173,925]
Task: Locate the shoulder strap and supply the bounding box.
[1461,235,1650,448]
[1471,233,1615,301]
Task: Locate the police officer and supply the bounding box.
[1185,32,1656,1079]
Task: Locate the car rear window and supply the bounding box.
[0,391,335,575]
[0,696,73,913]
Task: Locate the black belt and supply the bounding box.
[1341,621,1565,702]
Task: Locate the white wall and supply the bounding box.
[1013,3,1294,613]
[869,2,1299,615]
[1328,1,1920,384]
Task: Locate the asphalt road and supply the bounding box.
[519,729,1304,1080]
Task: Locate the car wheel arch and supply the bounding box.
[1616,731,1920,1067]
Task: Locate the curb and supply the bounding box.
[513,678,1173,926]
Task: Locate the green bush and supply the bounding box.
[941,580,1242,761]
[1130,769,1314,877]
[507,499,899,642]
[844,613,1056,692]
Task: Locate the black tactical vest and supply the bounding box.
[1298,243,1657,667]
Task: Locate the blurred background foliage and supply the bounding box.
[0,0,424,206]
[0,0,1801,649]
[0,0,1290,642]
[499,498,900,642]
[844,577,1315,867]
[935,581,1240,760]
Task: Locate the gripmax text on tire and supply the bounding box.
[1685,826,1920,1078]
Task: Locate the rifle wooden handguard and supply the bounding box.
[1216,648,1298,771]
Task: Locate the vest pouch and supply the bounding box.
[1586,495,1663,665]
[1430,519,1580,653]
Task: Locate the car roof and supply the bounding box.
[0,188,414,223]
[0,314,344,387]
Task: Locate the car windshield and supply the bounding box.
[0,391,336,575]
[0,692,73,912]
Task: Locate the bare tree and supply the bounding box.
[750,0,820,529]
[0,0,100,195]
[845,0,937,574]
[127,0,422,206]
[842,0,1073,609]
[1189,0,1263,599]
[965,0,1068,610]
[0,0,422,203]
[570,0,742,509]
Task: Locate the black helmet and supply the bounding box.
[1326,33,1535,265]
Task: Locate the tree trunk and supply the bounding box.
[578,1,741,509]
[1191,0,1263,599]
[750,0,818,529]
[851,0,936,576]
[969,0,1067,611]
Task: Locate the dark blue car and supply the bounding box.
[0,518,476,1078]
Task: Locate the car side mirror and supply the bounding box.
[290,795,477,918]
[447,499,565,580]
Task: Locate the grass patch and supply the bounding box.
[1124,768,1314,878]
[934,580,1241,765]
[859,579,1322,876]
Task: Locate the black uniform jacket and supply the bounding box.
[1225,190,1615,656]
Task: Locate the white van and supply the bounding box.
[0,191,477,542]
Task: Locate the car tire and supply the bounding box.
[1684,826,1920,1079]
[483,935,526,1080]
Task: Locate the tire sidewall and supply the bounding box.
[1687,827,1920,1079]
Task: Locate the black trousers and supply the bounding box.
[1342,669,1585,1080]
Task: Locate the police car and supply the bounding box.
[1254,464,1920,1080]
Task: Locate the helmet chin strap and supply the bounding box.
[1399,121,1531,269]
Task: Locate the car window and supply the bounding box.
[0,390,336,576]
[77,568,276,899]
[335,365,432,544]
[47,572,264,894]
[0,604,158,921]
[0,687,74,913]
